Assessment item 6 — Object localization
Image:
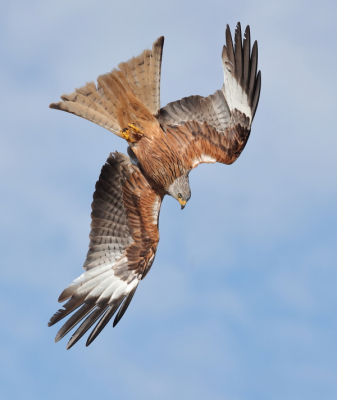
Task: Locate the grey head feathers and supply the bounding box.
[168,174,191,209]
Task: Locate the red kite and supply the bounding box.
[49,22,261,349]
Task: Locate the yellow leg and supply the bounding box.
[128,124,144,135]
[120,128,137,143]
[120,128,130,141]
[120,124,144,143]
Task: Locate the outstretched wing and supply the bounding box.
[50,36,164,136]
[157,23,261,168]
[48,152,162,349]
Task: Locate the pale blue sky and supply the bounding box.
[1,1,337,399]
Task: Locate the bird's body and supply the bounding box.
[49,23,261,348]
[130,125,189,195]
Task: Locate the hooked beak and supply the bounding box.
[178,198,186,210]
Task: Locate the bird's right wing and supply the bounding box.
[157,23,261,168]
[48,152,162,349]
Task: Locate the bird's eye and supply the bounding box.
[178,193,182,199]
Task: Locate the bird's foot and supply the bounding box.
[120,128,135,142]
[120,124,144,143]
[128,124,144,135]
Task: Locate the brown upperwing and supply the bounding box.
[156,23,261,170]
[48,152,162,349]
[121,158,161,278]
[166,119,250,169]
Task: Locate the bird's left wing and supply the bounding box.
[157,22,261,169]
[48,152,162,349]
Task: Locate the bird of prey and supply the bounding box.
[48,22,261,349]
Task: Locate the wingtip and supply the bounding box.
[48,310,61,328]
[66,334,78,350]
[221,22,261,122]
[252,70,261,120]
[252,40,258,55]
[221,44,228,62]
[244,25,251,40]
[235,22,242,40]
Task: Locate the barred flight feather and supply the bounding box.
[48,153,162,348]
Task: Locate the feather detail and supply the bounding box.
[86,299,125,347]
[49,153,162,347]
[66,305,110,350]
[54,303,95,343]
[118,36,164,114]
[50,37,164,136]
[222,23,261,124]
[113,285,138,327]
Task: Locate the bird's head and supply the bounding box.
[168,174,191,209]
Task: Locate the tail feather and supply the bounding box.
[50,81,122,136]
[50,37,164,137]
[118,36,164,114]
[149,37,164,114]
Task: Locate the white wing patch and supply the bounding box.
[59,256,139,305]
[152,197,161,224]
[222,63,252,123]
[192,154,217,168]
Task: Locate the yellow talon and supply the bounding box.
[120,128,130,140]
[120,128,138,143]
[128,124,144,135]
[120,124,144,143]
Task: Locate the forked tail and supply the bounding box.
[50,37,164,137]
